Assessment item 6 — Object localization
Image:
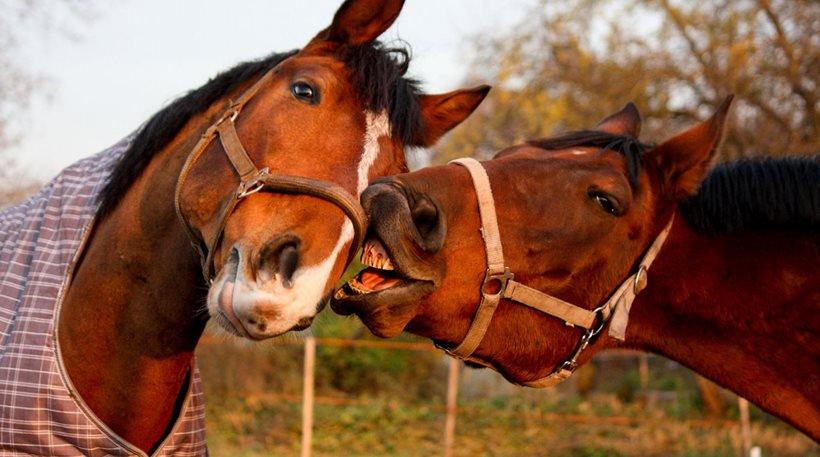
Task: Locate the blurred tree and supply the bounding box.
[0,1,95,205]
[436,0,818,163]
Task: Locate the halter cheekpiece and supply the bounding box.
[174,68,368,282]
[446,157,673,388]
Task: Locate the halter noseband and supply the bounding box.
[174,69,368,282]
[446,157,673,388]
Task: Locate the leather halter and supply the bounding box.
[446,157,673,388]
[174,69,368,282]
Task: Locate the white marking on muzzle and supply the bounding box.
[250,111,392,322]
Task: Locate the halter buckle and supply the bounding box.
[238,168,270,199]
[481,267,514,298]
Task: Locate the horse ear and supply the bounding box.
[412,85,491,147]
[307,0,405,48]
[596,102,642,137]
[651,96,734,199]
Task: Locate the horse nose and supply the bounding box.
[363,179,446,253]
[255,236,301,287]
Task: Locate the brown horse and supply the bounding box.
[54,0,488,451]
[333,99,820,439]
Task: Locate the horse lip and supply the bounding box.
[215,307,246,337]
[330,276,434,317]
[214,257,252,338]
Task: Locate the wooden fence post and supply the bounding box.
[738,396,752,457]
[638,354,649,390]
[301,336,317,457]
[443,358,460,457]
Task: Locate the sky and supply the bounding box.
[10,0,534,179]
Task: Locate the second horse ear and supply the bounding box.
[306,0,406,49]
[596,102,642,138]
[651,96,734,199]
[412,85,491,147]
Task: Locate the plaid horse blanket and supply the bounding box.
[0,136,207,456]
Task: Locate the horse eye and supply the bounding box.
[291,82,316,103]
[590,191,622,216]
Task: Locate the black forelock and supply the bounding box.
[338,40,423,145]
[528,130,651,186]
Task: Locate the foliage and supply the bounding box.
[0,1,95,204]
[436,0,819,163]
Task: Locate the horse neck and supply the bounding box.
[58,110,220,451]
[619,215,820,439]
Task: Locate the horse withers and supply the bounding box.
[0,0,489,454]
[333,98,820,440]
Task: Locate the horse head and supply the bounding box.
[333,97,733,383]
[174,0,489,339]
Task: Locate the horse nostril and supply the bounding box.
[278,243,299,288]
[411,197,438,238]
[410,195,445,252]
[257,238,300,286]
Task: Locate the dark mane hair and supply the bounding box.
[528,130,650,186]
[339,41,422,145]
[97,41,422,217]
[680,156,820,234]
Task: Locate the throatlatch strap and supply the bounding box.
[606,216,674,340]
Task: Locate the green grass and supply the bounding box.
[198,311,818,457]
[203,389,818,457]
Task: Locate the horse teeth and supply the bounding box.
[334,288,348,300]
[361,239,394,270]
[349,278,372,295]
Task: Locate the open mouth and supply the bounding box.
[335,238,410,299]
[331,236,433,315]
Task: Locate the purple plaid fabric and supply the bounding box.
[0,136,207,456]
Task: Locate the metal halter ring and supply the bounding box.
[481,267,514,297]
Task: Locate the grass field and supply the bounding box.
[203,393,817,457]
[197,329,818,457]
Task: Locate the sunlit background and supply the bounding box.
[3,0,532,180]
[1,1,816,456]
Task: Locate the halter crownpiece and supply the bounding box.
[174,68,368,282]
[447,157,674,388]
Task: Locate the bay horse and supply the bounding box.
[0,0,489,453]
[332,98,820,440]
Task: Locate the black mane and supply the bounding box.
[97,42,422,217]
[528,130,650,186]
[680,156,820,234]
